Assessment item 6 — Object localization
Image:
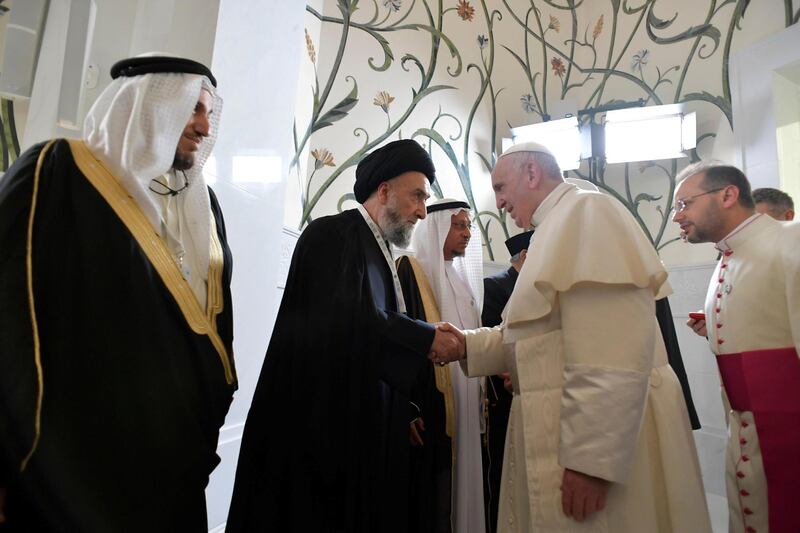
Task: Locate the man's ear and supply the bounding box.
[721,185,740,208]
[519,249,528,263]
[785,208,795,221]
[377,181,391,204]
[525,160,542,190]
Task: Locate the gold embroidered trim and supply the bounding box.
[404,257,455,439]
[67,139,235,385]
[21,140,57,471]
[206,214,224,328]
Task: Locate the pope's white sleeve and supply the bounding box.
[463,325,506,377]
[557,283,654,483]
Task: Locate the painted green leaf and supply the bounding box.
[682,91,731,125]
[476,151,493,173]
[313,80,359,132]
[365,29,395,72]
[647,7,678,30]
[646,15,721,58]
[337,192,357,212]
[634,192,663,205]
[414,84,456,101]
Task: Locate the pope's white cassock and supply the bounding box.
[412,198,486,533]
[463,179,712,532]
[703,213,800,533]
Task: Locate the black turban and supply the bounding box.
[111,56,217,87]
[354,139,436,203]
[505,230,534,256]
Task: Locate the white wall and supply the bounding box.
[20,0,220,150]
[204,1,306,529]
[730,22,800,190]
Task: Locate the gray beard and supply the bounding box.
[379,205,415,248]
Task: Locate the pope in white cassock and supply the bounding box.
[397,199,486,533]
[433,142,711,532]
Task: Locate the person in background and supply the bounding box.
[480,230,532,533]
[397,198,486,533]
[753,186,794,221]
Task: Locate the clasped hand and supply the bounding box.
[428,322,465,364]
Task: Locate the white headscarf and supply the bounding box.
[411,198,484,326]
[83,60,223,281]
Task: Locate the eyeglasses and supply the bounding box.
[149,171,189,197]
[451,221,473,231]
[672,187,726,215]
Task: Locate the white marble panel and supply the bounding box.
[204,0,306,529]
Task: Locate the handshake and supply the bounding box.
[428,322,466,365]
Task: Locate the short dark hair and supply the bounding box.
[676,161,754,208]
[752,187,794,211]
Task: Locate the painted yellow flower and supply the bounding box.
[593,14,604,40]
[311,148,335,170]
[373,91,395,113]
[548,15,560,33]
[551,56,566,77]
[304,29,316,64]
[457,0,475,22]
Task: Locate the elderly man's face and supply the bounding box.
[491,155,537,229]
[443,210,472,261]
[672,172,727,243]
[379,171,430,247]
[173,88,213,171]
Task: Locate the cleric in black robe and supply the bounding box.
[227,139,461,533]
[0,57,235,531]
[480,230,531,533]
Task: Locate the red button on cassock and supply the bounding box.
[744,508,753,515]
[737,471,745,478]
[740,438,747,445]
[740,489,750,496]
[741,455,750,462]
[724,250,733,256]
[718,339,725,344]
[746,527,757,533]
[717,323,723,328]
[717,293,723,298]
[741,421,749,428]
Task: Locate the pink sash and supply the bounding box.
[716,347,800,533]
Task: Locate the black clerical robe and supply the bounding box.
[0,139,236,531]
[656,297,701,430]
[226,209,435,533]
[396,256,453,533]
[480,266,517,533]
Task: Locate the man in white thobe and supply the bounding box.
[434,142,711,532]
[397,198,486,533]
[678,162,800,533]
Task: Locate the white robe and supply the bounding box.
[443,262,486,533]
[463,182,711,532]
[704,214,800,533]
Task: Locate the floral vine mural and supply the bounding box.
[289,0,798,260]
